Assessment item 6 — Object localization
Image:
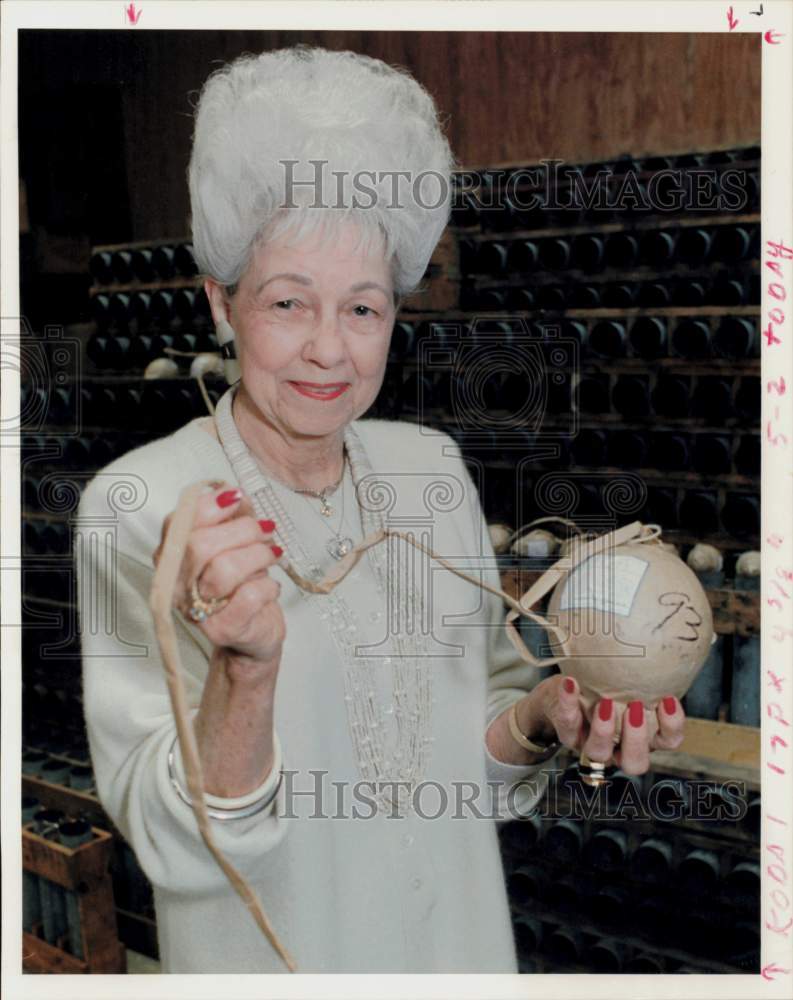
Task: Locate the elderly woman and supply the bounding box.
[76,47,685,974]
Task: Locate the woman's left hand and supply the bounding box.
[516,675,686,776]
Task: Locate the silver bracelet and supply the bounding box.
[167,736,283,821]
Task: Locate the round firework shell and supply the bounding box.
[545,540,714,732]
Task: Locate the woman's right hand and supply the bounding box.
[153,483,286,672]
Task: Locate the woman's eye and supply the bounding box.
[353,304,376,317]
[274,299,295,310]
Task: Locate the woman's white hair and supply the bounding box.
[188,46,454,297]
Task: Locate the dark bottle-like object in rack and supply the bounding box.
[506,286,535,311]
[507,239,540,274]
[589,319,626,357]
[389,321,415,360]
[652,374,691,418]
[672,318,711,359]
[542,926,583,967]
[708,275,746,306]
[91,294,111,329]
[721,493,760,539]
[651,431,689,472]
[570,234,604,272]
[640,229,676,267]
[734,434,760,476]
[109,292,131,328]
[612,375,651,417]
[691,376,734,421]
[538,237,571,271]
[604,232,639,269]
[582,827,628,870]
[89,250,113,285]
[735,376,761,421]
[577,375,611,414]
[130,248,155,282]
[600,282,636,308]
[571,428,607,467]
[569,283,601,308]
[679,490,718,534]
[535,284,566,311]
[713,317,757,360]
[671,278,707,308]
[173,288,197,324]
[638,280,671,308]
[677,847,721,894]
[476,287,507,311]
[512,915,542,957]
[130,290,152,329]
[630,837,674,884]
[582,938,623,974]
[677,227,713,266]
[629,316,667,359]
[173,243,198,277]
[477,241,509,275]
[111,250,134,284]
[542,819,584,863]
[151,245,176,280]
[150,289,174,328]
[693,433,733,475]
[607,429,648,468]
[644,486,678,528]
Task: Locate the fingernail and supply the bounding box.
[598,698,613,722]
[563,678,576,695]
[258,519,276,534]
[663,696,677,716]
[628,700,644,727]
[216,489,241,508]
[271,544,283,558]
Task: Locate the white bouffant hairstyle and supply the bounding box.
[188,46,454,296]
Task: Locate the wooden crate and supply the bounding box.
[22,824,126,974]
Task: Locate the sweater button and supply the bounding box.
[411,877,422,890]
[401,833,414,848]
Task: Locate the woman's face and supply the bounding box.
[219,222,395,441]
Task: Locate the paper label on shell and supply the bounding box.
[559,554,649,617]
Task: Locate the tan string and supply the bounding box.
[149,481,297,972]
[150,478,648,970]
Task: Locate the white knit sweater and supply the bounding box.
[75,409,553,973]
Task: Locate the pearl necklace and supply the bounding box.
[213,385,435,816]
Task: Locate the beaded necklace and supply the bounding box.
[213,385,434,815]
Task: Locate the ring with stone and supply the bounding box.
[187,579,231,623]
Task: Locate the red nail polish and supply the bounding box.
[258,519,276,534]
[216,489,241,508]
[628,701,644,727]
[598,698,613,722]
[663,696,677,716]
[271,544,283,558]
[563,678,576,695]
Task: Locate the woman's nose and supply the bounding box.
[303,313,347,366]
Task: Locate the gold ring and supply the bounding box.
[579,751,612,788]
[187,579,231,623]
